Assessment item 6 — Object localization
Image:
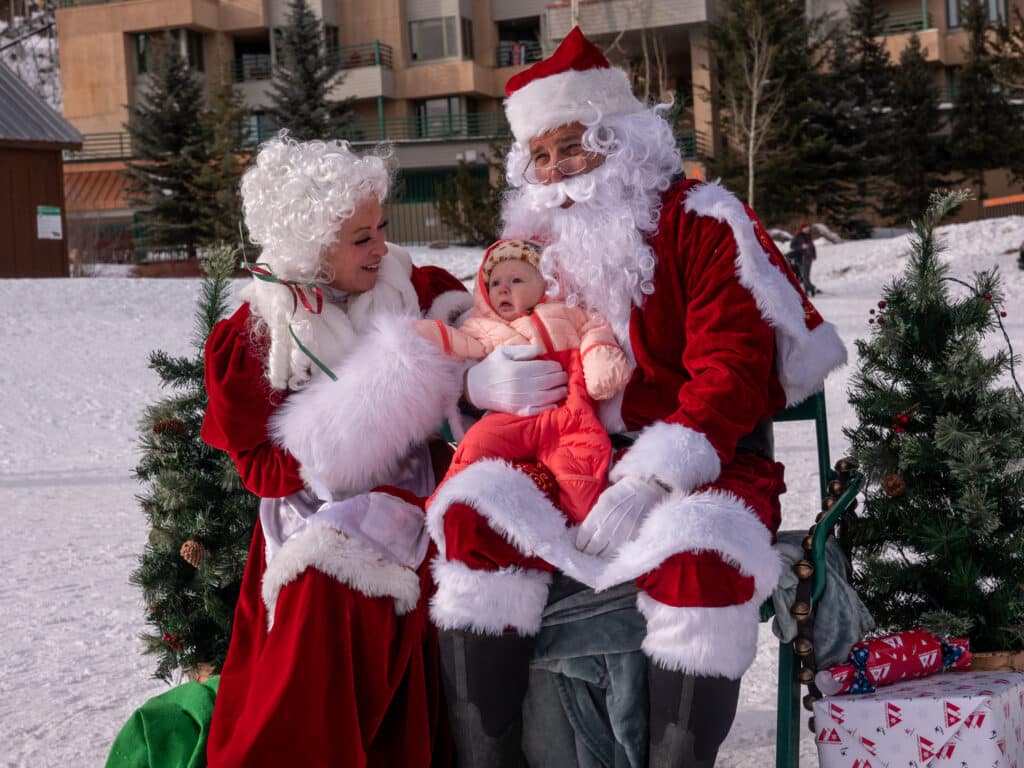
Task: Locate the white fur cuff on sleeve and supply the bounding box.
[609,421,721,492]
[425,290,474,325]
[269,312,463,498]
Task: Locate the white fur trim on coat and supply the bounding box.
[504,66,644,145]
[638,595,761,679]
[609,421,721,492]
[596,488,782,599]
[684,181,847,406]
[426,459,605,588]
[429,558,552,636]
[261,522,420,629]
[425,289,474,326]
[270,313,464,497]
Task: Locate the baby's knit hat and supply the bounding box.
[481,239,543,284]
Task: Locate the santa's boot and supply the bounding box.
[647,660,741,768]
[438,628,534,768]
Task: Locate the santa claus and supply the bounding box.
[426,27,847,767]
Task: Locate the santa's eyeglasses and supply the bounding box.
[522,153,592,184]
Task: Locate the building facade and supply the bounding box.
[54,0,1024,246]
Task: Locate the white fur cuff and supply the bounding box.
[597,488,782,598]
[638,594,760,679]
[261,522,420,629]
[426,459,605,588]
[609,421,721,492]
[425,289,474,325]
[429,558,552,636]
[269,313,463,497]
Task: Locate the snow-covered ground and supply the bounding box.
[2,219,1023,767]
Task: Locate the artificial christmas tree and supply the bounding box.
[132,246,258,681]
[845,189,1024,653]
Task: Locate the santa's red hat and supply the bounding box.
[504,26,644,145]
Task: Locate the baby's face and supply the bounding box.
[488,259,546,321]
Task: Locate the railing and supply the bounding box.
[66,112,510,161]
[676,129,714,159]
[65,132,134,161]
[232,53,272,83]
[495,40,542,67]
[881,10,932,34]
[329,41,394,70]
[339,112,510,144]
[57,0,123,6]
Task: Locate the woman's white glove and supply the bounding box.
[574,476,670,558]
[466,344,568,416]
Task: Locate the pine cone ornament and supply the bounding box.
[882,473,906,497]
[153,418,185,435]
[180,539,207,568]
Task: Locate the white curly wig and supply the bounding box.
[239,134,392,390]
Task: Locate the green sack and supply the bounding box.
[105,676,219,768]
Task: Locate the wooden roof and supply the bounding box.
[0,62,82,150]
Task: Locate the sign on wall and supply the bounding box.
[37,206,63,240]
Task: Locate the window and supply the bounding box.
[409,17,458,61]
[461,17,473,60]
[947,0,1007,27]
[134,32,153,75]
[247,112,279,145]
[324,24,339,63]
[185,30,204,72]
[415,96,464,137]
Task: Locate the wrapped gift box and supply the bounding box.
[813,670,1024,767]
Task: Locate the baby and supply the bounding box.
[415,238,632,523]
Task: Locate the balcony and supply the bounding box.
[546,0,708,39]
[881,10,932,34]
[329,41,394,71]
[65,112,511,162]
[496,40,542,68]
[233,53,271,83]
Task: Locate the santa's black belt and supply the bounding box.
[609,418,775,463]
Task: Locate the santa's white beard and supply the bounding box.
[501,155,664,343]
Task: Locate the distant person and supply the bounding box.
[789,222,818,296]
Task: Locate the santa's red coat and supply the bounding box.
[202,264,466,768]
[427,179,846,677]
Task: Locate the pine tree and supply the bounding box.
[949,0,1024,200]
[843,0,895,225]
[879,34,947,225]
[845,190,1024,652]
[991,7,1024,95]
[269,0,352,140]
[795,32,873,238]
[124,33,211,258]
[434,139,510,245]
[192,78,251,245]
[132,246,258,681]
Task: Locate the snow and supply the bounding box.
[2,219,1023,766]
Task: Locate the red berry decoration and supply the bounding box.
[869,308,876,315]
[894,426,906,434]
[878,300,887,309]
[869,319,875,324]
[984,293,992,301]
[1001,311,1007,318]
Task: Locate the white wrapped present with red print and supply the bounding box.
[813,670,1024,767]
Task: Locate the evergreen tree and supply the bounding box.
[845,190,1024,652]
[843,0,895,224]
[192,78,251,245]
[124,34,211,258]
[269,0,352,140]
[991,7,1024,95]
[880,34,947,225]
[133,246,258,681]
[434,139,509,245]
[949,0,1024,200]
[795,30,873,238]
[705,0,811,212]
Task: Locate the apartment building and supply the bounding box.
[56,0,714,247]
[54,0,1022,248]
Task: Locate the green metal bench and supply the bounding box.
[765,390,865,768]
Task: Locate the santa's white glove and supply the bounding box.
[575,476,670,558]
[466,344,568,416]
